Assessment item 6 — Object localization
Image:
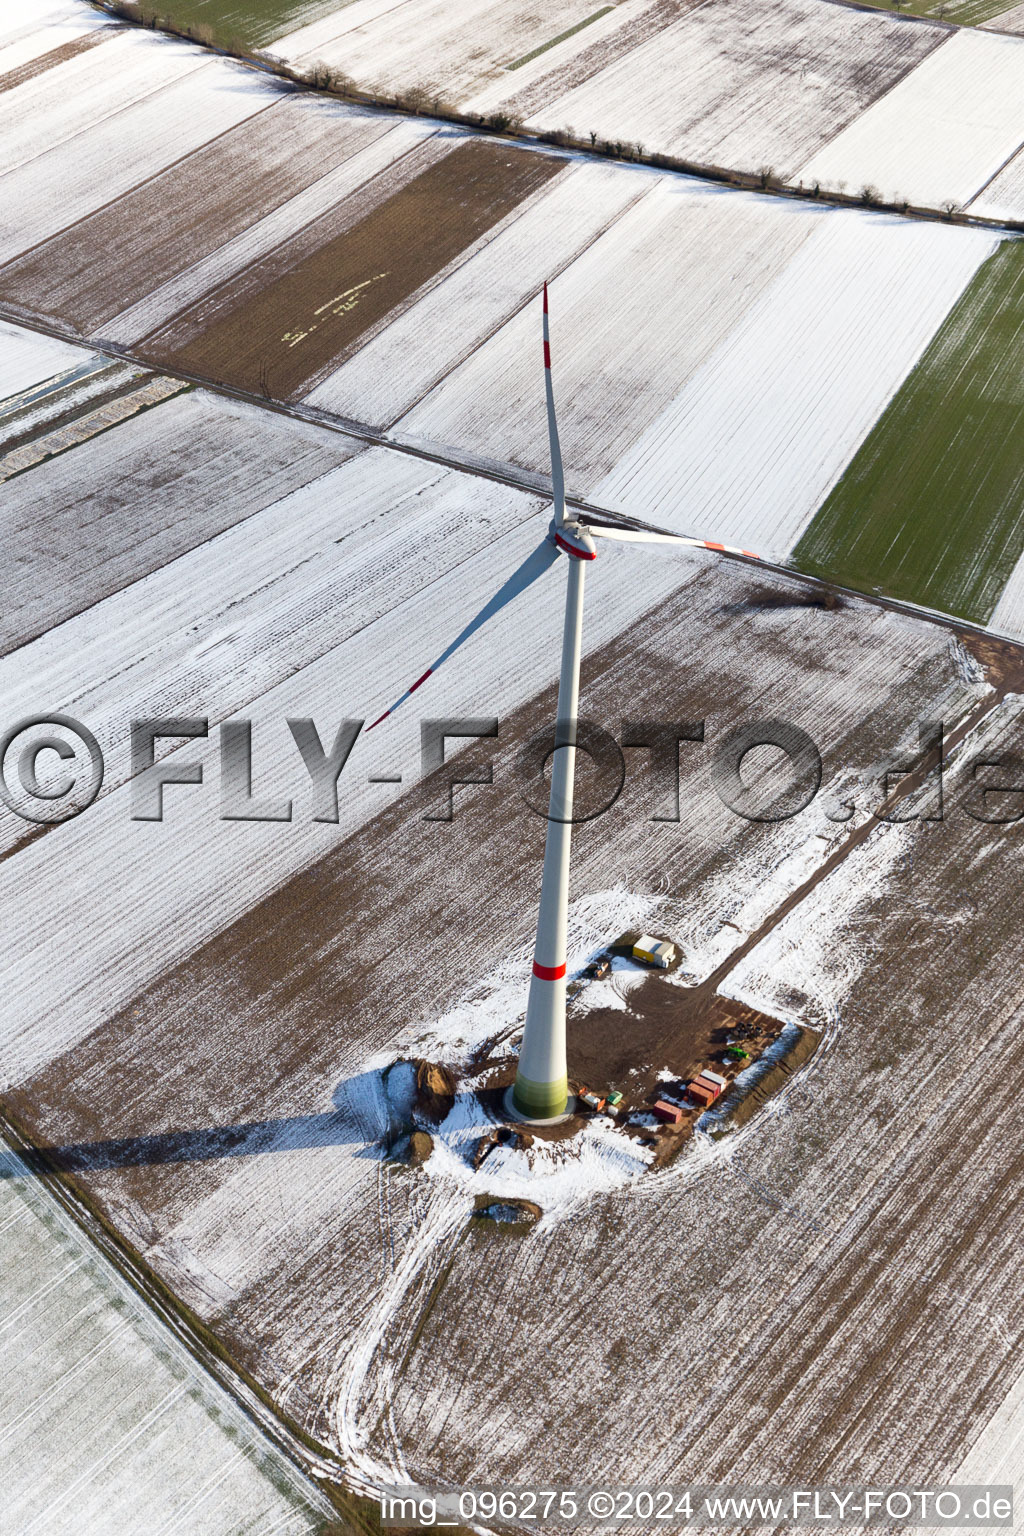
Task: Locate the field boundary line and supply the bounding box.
[0,1097,355,1515]
[5,300,1024,663]
[82,0,1024,237]
[963,138,1024,208]
[379,175,654,429]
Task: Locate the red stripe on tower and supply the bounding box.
[533,959,566,981]
[408,669,433,694]
[543,340,551,368]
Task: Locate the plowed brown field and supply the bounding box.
[140,137,566,399]
[0,98,395,335]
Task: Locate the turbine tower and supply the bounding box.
[369,283,760,1124]
[509,284,595,1121]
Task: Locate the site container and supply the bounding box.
[687,1082,717,1108]
[653,1099,683,1125]
[633,935,677,968]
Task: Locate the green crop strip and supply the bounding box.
[507,7,615,70]
[125,0,350,50]
[794,240,1024,623]
[851,0,1016,23]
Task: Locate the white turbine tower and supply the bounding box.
[369,282,759,1123]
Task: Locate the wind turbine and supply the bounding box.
[369,282,759,1123]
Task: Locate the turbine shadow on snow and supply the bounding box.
[2,1071,389,1176]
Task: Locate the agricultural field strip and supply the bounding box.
[983,0,1024,28]
[336,174,830,464]
[591,214,997,556]
[460,0,664,119]
[387,178,825,485]
[0,375,188,482]
[0,388,357,654]
[270,0,612,98]
[3,96,403,337]
[0,1147,332,1534]
[139,136,568,402]
[792,238,1024,626]
[95,115,437,348]
[0,27,204,177]
[398,207,995,545]
[0,55,275,266]
[304,157,648,428]
[0,9,107,79]
[971,144,1024,222]
[795,28,1024,211]
[0,318,85,401]
[0,359,147,454]
[0,438,496,856]
[520,0,947,182]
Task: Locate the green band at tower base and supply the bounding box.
[512,1072,569,1120]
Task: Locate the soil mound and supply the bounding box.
[413,1060,457,1122]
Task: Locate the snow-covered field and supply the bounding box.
[518,0,946,182]
[0,48,271,264]
[0,16,1006,577]
[272,0,613,97]
[0,0,106,77]
[0,10,1014,584]
[970,143,1024,222]
[0,1146,331,1534]
[983,0,1024,30]
[0,318,85,402]
[266,0,1024,217]
[796,29,1024,212]
[589,214,996,555]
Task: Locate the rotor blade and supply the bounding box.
[587,524,761,559]
[542,281,566,529]
[367,537,560,730]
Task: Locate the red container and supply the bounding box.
[653,1099,683,1125]
[687,1083,717,1108]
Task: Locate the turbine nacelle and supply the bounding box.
[551,520,597,561]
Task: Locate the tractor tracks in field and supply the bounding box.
[702,664,1010,1008]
